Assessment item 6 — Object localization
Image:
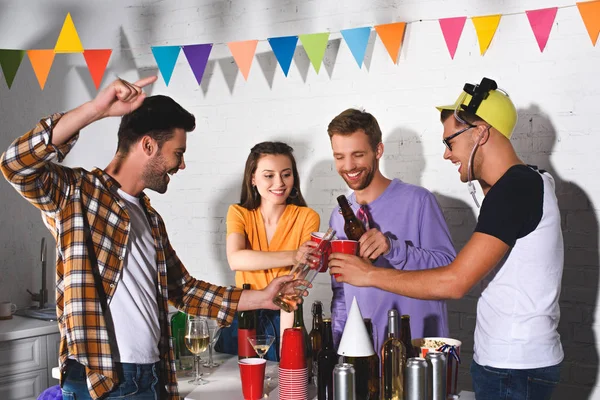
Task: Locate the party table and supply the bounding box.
[180,353,475,400]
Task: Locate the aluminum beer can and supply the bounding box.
[333,363,355,400]
[405,357,428,400]
[426,351,447,400]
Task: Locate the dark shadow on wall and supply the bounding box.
[384,127,478,391]
[512,105,598,399]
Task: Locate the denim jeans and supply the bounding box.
[471,360,561,400]
[61,359,165,400]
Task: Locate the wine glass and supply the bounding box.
[203,321,222,368]
[185,316,210,385]
[248,334,276,382]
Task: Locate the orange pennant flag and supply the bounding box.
[83,49,112,89]
[54,13,84,53]
[227,40,258,81]
[374,22,406,64]
[577,1,600,46]
[472,15,502,55]
[27,50,55,90]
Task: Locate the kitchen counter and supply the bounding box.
[0,315,59,342]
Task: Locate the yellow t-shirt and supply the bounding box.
[227,204,321,290]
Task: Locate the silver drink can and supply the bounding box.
[333,363,355,400]
[426,352,447,400]
[405,357,428,400]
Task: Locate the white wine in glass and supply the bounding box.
[185,316,210,385]
[248,335,276,384]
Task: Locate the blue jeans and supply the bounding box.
[471,360,560,400]
[61,359,165,400]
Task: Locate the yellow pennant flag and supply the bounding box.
[472,14,502,55]
[54,13,84,53]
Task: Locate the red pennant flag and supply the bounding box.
[439,17,467,59]
[526,7,558,52]
[83,50,112,89]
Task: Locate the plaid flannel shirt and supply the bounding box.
[0,114,243,399]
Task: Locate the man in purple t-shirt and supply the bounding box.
[326,108,456,351]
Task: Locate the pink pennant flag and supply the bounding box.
[439,16,467,59]
[228,40,258,81]
[526,7,558,52]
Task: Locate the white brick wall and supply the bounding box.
[0,0,599,397]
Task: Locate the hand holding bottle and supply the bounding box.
[358,228,391,260]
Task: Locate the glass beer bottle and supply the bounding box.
[238,283,258,359]
[294,302,313,383]
[318,319,337,400]
[337,195,367,241]
[381,309,405,400]
[341,318,380,400]
[273,228,335,312]
[400,314,418,358]
[309,300,324,384]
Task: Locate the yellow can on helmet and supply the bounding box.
[436,77,517,139]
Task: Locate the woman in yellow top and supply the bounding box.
[226,141,320,361]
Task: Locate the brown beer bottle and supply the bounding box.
[238,283,258,359]
[309,301,324,383]
[294,302,313,383]
[400,314,418,358]
[318,319,337,400]
[337,195,367,241]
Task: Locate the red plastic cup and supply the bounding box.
[331,239,359,278]
[239,358,266,400]
[310,232,332,272]
[279,328,306,369]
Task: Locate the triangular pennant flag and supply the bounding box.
[439,16,467,59]
[83,49,112,90]
[27,50,55,90]
[374,22,406,64]
[526,7,558,52]
[472,15,502,55]
[577,1,600,46]
[268,36,298,76]
[341,27,372,68]
[337,297,375,357]
[54,13,84,53]
[227,40,258,81]
[151,46,181,86]
[0,50,26,89]
[299,32,330,73]
[183,44,213,85]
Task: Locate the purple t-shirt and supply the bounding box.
[329,179,456,351]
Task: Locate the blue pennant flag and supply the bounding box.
[151,45,181,86]
[341,27,372,68]
[268,36,298,76]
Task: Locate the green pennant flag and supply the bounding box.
[0,50,26,89]
[299,32,330,73]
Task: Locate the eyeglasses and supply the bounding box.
[442,124,476,152]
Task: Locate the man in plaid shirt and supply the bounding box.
[1,76,300,400]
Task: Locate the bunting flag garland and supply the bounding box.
[576,0,600,46]
[298,32,330,73]
[439,16,467,59]
[183,44,213,85]
[27,50,55,90]
[0,50,26,88]
[341,27,372,68]
[83,49,112,89]
[526,7,558,52]
[228,40,258,80]
[54,13,84,53]
[151,45,181,86]
[374,22,406,64]
[471,15,502,55]
[1,5,599,91]
[268,36,298,76]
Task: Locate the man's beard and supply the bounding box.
[341,158,377,191]
[143,152,170,194]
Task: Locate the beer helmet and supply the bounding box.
[436,78,517,207]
